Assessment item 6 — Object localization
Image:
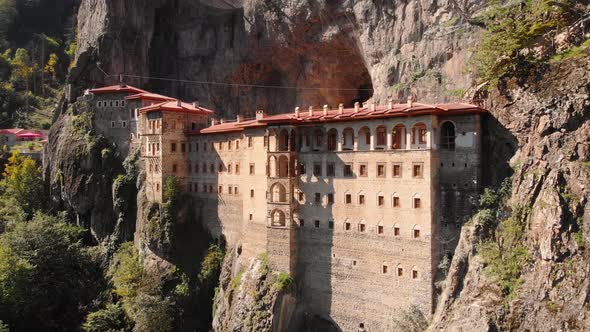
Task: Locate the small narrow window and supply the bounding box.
[249,163,255,175]
[345,222,351,231]
[122,121,127,128]
[378,225,384,234]
[359,194,365,205]
[299,219,305,227]
[327,193,334,204]
[393,163,402,177]
[219,163,224,173]
[235,140,240,149]
[382,265,388,274]
[249,214,253,221]
[413,163,423,178]
[111,121,116,128]
[397,267,404,277]
[413,229,421,238]
[414,198,421,209]
[359,164,368,177]
[218,185,223,193]
[393,196,400,207]
[313,163,322,177]
[171,143,177,152]
[172,164,177,173]
[412,270,419,279]
[314,193,321,204]
[228,164,233,174]
[345,194,352,204]
[235,163,240,175]
[327,163,335,176]
[181,143,186,153]
[344,164,353,177]
[298,192,304,202]
[394,227,400,236]
[328,221,334,229]
[315,220,320,228]
[234,186,239,195]
[377,163,385,177]
[298,162,306,175]
[250,189,255,198]
[378,196,384,207]
[228,186,233,194]
[248,137,253,147]
[359,224,366,232]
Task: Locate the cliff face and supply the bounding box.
[431,57,590,331]
[70,0,487,118]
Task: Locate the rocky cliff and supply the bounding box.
[69,0,487,118]
[431,57,590,331]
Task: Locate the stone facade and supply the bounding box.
[84,85,484,331]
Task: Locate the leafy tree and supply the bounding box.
[0,212,103,331]
[132,294,174,332]
[44,52,58,82]
[9,48,33,92]
[108,242,144,304]
[1,150,45,217]
[83,303,131,332]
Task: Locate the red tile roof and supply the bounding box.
[125,92,177,102]
[139,100,215,115]
[89,84,147,95]
[189,102,486,134]
[0,128,24,135]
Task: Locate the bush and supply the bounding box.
[274,272,293,291]
[198,244,224,284]
[0,320,8,332]
[83,303,131,332]
[132,294,174,332]
[108,243,144,305]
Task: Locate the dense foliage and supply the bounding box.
[473,0,587,84]
[0,212,104,331]
[0,150,44,217]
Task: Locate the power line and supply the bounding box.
[113,73,374,92]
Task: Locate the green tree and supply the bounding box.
[0,212,102,330]
[132,294,174,332]
[83,303,131,332]
[1,151,45,217]
[44,53,59,82]
[10,48,34,92]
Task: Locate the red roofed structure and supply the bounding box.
[125,92,177,102]
[139,100,214,115]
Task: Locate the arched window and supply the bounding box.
[412,123,427,147]
[392,124,406,149]
[278,155,289,177]
[358,127,371,150]
[441,122,456,150]
[327,129,338,151]
[270,182,287,203]
[271,209,286,227]
[278,129,289,152]
[313,129,324,151]
[412,225,421,238]
[411,267,419,279]
[342,128,354,150]
[376,126,387,147]
[269,156,277,177]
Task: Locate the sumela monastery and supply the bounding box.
[80,84,486,331]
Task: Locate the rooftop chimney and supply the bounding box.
[323,104,329,116]
[193,101,200,108]
[256,110,266,120]
[211,118,218,126]
[354,102,360,113]
[407,96,413,108]
[308,106,313,116]
[176,100,182,107]
[220,118,225,124]
[338,103,344,114]
[294,106,300,118]
[236,115,243,123]
[388,98,394,109]
[370,103,376,112]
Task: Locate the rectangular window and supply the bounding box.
[414,229,421,238]
[203,163,207,173]
[378,195,384,206]
[345,222,351,231]
[218,185,223,193]
[122,121,127,128]
[209,185,213,193]
[181,143,186,153]
[298,192,304,202]
[172,164,177,173]
[414,198,421,209]
[299,219,305,227]
[249,163,255,175]
[413,163,423,178]
[377,163,386,177]
[327,193,334,205]
[326,163,335,176]
[298,162,306,175]
[382,265,388,274]
[188,143,192,152]
[111,121,115,128]
[359,194,365,205]
[397,267,403,277]
[229,186,233,194]
[412,270,418,279]
[228,140,232,150]
[315,220,320,228]
[250,189,255,198]
[314,193,321,204]
[359,224,366,232]
[171,143,177,152]
[195,164,200,173]
[393,196,400,207]
[359,164,368,177]
[248,137,253,148]
[378,225,384,234]
[228,164,232,174]
[219,141,223,150]
[234,186,239,195]
[393,163,402,177]
[210,164,214,173]
[394,227,400,236]
[219,163,223,172]
[344,164,353,177]
[196,143,199,151]
[264,136,268,147]
[328,221,334,229]
[235,163,240,175]
[249,214,253,221]
[345,194,352,204]
[313,163,322,177]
